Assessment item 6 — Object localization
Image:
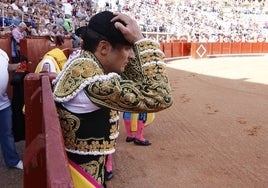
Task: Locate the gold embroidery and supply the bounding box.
[54,40,172,113]
[110,110,118,120]
[110,124,118,137]
[80,156,105,185]
[57,107,116,153]
[54,56,103,98]
[57,108,80,150]
[109,110,119,138]
[136,40,160,51]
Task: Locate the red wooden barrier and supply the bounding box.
[171,42,181,57]
[262,42,268,52]
[249,42,258,53]
[182,42,191,56]
[4,35,268,61]
[191,43,208,58]
[0,34,12,59]
[221,42,231,54]
[231,42,241,54]
[192,42,268,58]
[209,42,221,55]
[162,42,191,58]
[20,37,72,73]
[24,67,74,188]
[241,43,252,53]
[0,34,13,99]
[0,35,15,101]
[162,42,172,58]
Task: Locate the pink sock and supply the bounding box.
[135,120,146,141]
[106,154,112,172]
[124,119,134,138]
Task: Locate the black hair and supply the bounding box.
[83,10,131,52]
[82,27,108,52]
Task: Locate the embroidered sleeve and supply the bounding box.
[84,39,172,112]
[53,40,172,112]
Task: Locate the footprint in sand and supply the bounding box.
[236,117,247,125]
[205,104,219,115]
[246,126,261,136]
[180,94,191,103]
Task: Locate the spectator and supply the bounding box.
[0,48,23,170]
[55,13,64,26]
[11,22,27,64]
[5,9,16,26]
[11,0,20,11]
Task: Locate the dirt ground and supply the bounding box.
[1,55,268,188]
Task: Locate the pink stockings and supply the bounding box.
[106,154,112,172]
[124,119,146,141]
[124,119,133,138]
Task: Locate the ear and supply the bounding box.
[98,40,111,56]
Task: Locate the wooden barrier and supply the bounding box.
[263,42,268,52]
[20,37,72,72]
[221,42,231,54]
[162,42,172,58]
[1,35,14,100]
[231,42,241,54]
[0,35,72,73]
[0,34,12,60]
[20,37,72,73]
[208,42,221,55]
[191,42,268,58]
[24,66,74,188]
[182,42,191,56]
[3,34,268,62]
[241,43,252,53]
[171,41,181,57]
[191,43,208,58]
[3,35,268,62]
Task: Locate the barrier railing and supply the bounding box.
[1,34,268,65]
[0,34,11,58]
[0,35,73,72]
[20,36,73,73]
[24,65,74,188]
[190,42,268,58]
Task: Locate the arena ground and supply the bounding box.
[1,54,268,188]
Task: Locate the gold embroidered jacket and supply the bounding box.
[53,39,173,112]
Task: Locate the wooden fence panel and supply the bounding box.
[231,42,241,54]
[251,42,262,53]
[221,43,231,54]
[192,42,268,58]
[209,42,222,55]
[191,43,207,58]
[24,71,74,188]
[1,35,13,99]
[171,42,182,57]
[41,76,74,188]
[20,37,72,73]
[162,42,172,58]
[241,43,252,53]
[0,35,12,59]
[182,42,191,56]
[262,42,268,53]
[24,73,46,187]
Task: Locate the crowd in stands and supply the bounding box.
[1,0,268,43]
